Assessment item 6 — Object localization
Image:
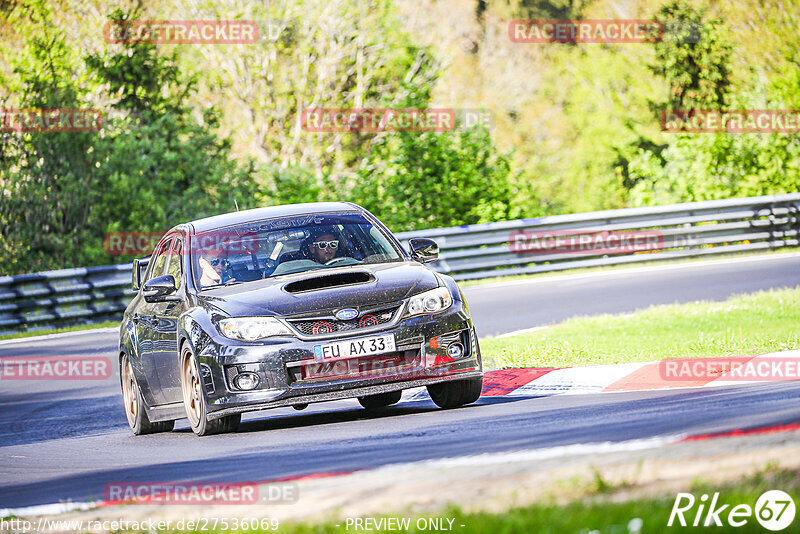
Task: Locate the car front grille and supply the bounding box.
[287,304,402,336]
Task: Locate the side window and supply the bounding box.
[145,238,172,283]
[166,238,183,289]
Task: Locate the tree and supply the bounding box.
[0,0,98,274]
[0,4,258,273]
[84,9,258,265]
[617,0,735,204]
[651,1,732,113]
[354,116,517,231]
[179,0,440,196]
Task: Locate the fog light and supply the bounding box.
[233,372,260,390]
[446,342,464,359]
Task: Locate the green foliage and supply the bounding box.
[0,4,257,273]
[615,0,792,206]
[355,123,518,232]
[0,0,97,274]
[255,165,330,206]
[84,9,186,117]
[2,0,800,275]
[626,128,800,206]
[652,0,733,112]
[180,0,441,185]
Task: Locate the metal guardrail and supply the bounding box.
[1,194,798,335]
[398,193,800,280]
[0,265,135,336]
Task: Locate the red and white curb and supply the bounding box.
[404,350,800,402]
[471,349,800,398]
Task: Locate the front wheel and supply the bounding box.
[358,390,402,409]
[180,344,240,436]
[427,377,483,409]
[121,353,174,435]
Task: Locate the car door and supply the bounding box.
[137,237,172,405]
[154,235,188,405]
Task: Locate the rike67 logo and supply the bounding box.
[669,490,796,531]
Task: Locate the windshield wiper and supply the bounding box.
[203,279,247,290]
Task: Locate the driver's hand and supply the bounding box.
[199,257,222,286]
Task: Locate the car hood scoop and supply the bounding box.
[284,271,374,293]
[198,262,441,317]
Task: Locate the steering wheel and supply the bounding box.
[325,257,351,266]
[217,259,236,283]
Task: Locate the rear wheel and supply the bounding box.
[358,390,402,409]
[180,344,241,436]
[427,377,483,409]
[121,353,174,435]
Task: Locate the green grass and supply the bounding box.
[0,321,118,341]
[480,286,800,368]
[164,468,800,533]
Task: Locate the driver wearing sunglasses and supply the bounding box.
[308,232,340,264]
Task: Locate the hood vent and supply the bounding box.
[284,271,374,293]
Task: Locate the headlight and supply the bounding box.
[406,287,453,316]
[218,317,293,341]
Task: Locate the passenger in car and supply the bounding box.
[198,247,223,287]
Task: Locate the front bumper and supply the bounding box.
[195,304,482,419]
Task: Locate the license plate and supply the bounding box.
[313,333,396,362]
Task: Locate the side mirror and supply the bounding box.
[142,274,179,303]
[409,238,439,264]
[132,257,150,290]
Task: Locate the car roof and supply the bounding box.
[186,202,362,233]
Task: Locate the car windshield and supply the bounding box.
[191,212,403,290]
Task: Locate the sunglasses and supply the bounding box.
[312,240,339,249]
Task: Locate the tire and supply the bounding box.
[180,343,241,436]
[358,390,402,409]
[120,353,175,435]
[426,377,483,409]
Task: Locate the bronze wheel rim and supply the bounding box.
[122,358,138,427]
[181,347,203,428]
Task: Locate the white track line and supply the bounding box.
[378,435,683,470]
[0,501,96,519]
[494,325,557,339]
[0,327,119,346]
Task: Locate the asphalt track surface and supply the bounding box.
[1,254,799,510]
